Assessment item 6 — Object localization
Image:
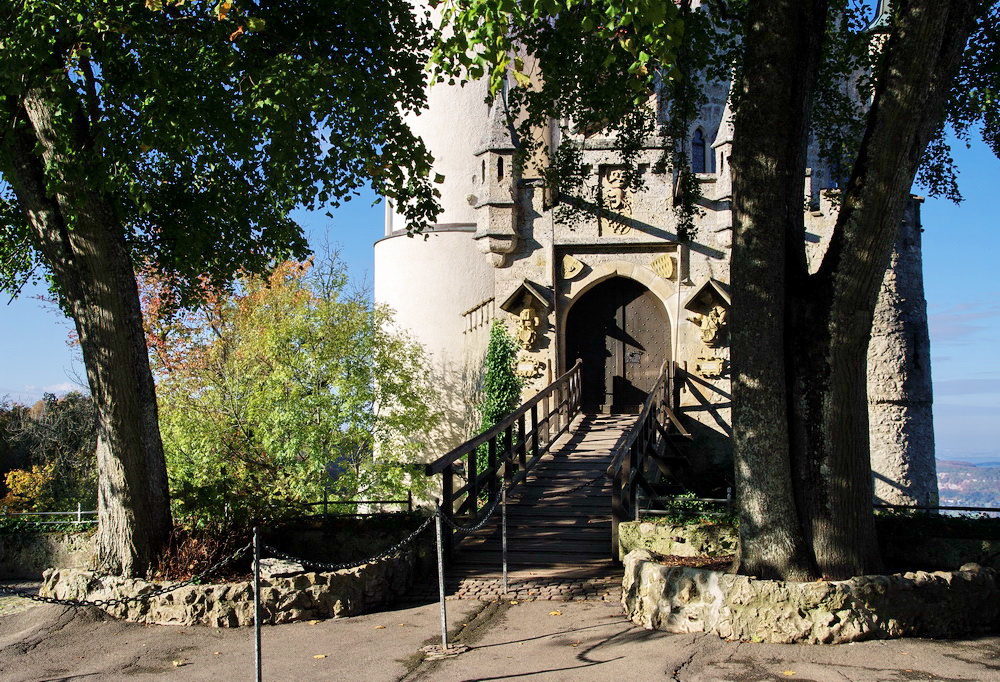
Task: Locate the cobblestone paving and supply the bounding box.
[408,575,622,603]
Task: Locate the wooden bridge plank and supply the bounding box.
[448,413,635,580]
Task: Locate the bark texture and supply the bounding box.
[732,0,977,580]
[803,0,977,578]
[0,81,171,577]
[730,0,828,580]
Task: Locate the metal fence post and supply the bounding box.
[434,504,448,652]
[253,527,263,682]
[76,502,82,524]
[501,486,508,597]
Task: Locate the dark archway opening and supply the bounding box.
[565,277,670,413]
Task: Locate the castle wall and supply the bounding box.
[868,202,937,506]
[374,229,495,454]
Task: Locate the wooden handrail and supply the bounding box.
[607,361,669,478]
[607,359,688,561]
[426,359,583,475]
[425,359,584,556]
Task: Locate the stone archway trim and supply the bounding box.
[558,260,676,373]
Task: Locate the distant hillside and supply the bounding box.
[937,459,1000,509]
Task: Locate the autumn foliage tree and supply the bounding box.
[0,0,440,575]
[141,256,439,526]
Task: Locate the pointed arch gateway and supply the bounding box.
[565,276,671,413]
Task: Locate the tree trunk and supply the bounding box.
[0,86,171,577]
[729,0,828,580]
[793,0,978,578]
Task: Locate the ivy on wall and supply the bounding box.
[478,321,524,435]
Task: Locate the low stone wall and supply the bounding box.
[41,548,419,627]
[622,549,1000,644]
[0,532,95,580]
[618,521,737,558]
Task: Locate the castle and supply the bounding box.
[374,6,937,507]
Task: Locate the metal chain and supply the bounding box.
[262,513,435,571]
[438,487,505,533]
[0,543,252,608]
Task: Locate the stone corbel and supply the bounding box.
[475,233,518,268]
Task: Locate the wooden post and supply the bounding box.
[488,436,499,501]
[530,404,539,462]
[611,468,623,562]
[442,464,454,555]
[517,414,527,471]
[468,447,479,517]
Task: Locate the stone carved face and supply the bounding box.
[516,305,540,350]
[601,167,632,235]
[687,304,728,348]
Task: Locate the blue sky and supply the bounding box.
[1,136,998,462]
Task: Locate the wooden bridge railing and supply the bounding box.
[607,360,690,561]
[425,359,583,553]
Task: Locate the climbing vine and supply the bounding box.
[477,321,524,437]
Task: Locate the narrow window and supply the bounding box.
[482,159,486,183]
[691,128,707,174]
[497,156,504,182]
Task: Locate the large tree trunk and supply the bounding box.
[729,0,828,580]
[801,0,977,578]
[0,85,171,577]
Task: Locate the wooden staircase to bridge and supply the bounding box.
[452,413,634,579]
[425,359,691,582]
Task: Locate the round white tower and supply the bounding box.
[375,75,496,455]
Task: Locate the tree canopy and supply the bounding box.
[0,0,446,575]
[143,255,439,526]
[1,0,439,300]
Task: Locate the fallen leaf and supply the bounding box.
[313,654,327,659]
[172,660,187,667]
[510,600,519,604]
[549,611,562,616]
[308,620,320,625]
[213,652,221,655]
[781,672,795,677]
[374,625,386,629]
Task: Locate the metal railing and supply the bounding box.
[1,503,96,525]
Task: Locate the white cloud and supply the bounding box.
[41,381,82,394]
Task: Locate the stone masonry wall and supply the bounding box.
[41,548,419,627]
[622,549,1000,644]
[868,203,937,506]
[618,521,737,559]
[0,532,95,580]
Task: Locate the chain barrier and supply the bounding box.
[0,542,252,608]
[261,513,435,571]
[437,486,506,533]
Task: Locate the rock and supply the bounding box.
[621,549,1000,644]
[260,558,306,579]
[40,543,421,628]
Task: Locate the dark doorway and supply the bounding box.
[565,277,670,412]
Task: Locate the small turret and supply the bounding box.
[473,96,519,267]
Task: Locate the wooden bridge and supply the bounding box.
[425,359,691,580]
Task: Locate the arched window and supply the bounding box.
[691,128,707,174]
